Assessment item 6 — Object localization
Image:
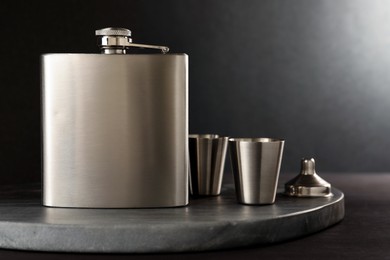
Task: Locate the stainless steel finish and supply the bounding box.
[229,138,285,205]
[285,158,332,197]
[95,27,131,37]
[189,134,228,196]
[96,27,170,54]
[42,54,188,208]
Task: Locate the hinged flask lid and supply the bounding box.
[96,27,170,54]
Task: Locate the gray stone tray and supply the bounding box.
[0,183,344,253]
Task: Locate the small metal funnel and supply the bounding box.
[285,158,332,197]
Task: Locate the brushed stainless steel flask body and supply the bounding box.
[42,54,188,208]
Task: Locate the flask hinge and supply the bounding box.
[96,27,169,54]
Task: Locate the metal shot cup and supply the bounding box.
[229,138,285,205]
[189,134,229,196]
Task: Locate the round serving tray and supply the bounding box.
[0,182,344,253]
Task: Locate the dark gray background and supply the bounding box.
[1,0,389,184]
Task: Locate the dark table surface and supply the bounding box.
[0,172,389,260]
